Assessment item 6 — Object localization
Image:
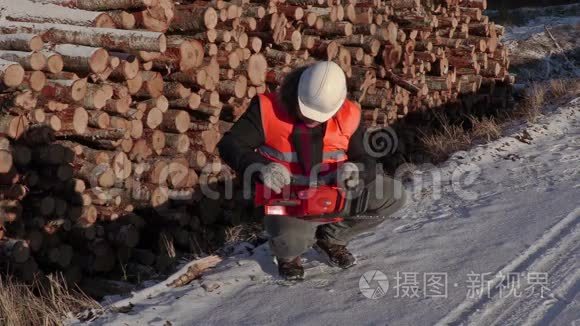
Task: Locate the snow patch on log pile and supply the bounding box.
[0,0,114,28]
[0,21,167,52]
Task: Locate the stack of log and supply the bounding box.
[0,0,513,283]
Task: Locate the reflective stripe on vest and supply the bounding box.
[258,145,347,163]
[257,93,361,183]
[292,173,336,186]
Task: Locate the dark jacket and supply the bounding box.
[217,96,377,186]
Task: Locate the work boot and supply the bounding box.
[315,240,356,269]
[277,256,304,280]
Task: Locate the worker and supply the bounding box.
[218,61,407,280]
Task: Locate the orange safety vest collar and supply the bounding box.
[257,93,361,184]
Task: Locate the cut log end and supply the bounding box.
[24,71,46,92]
[0,151,13,173]
[29,35,44,51]
[71,78,89,102]
[174,110,190,133]
[1,61,25,87]
[69,107,89,135]
[146,107,163,129]
[246,54,267,86]
[45,53,64,74]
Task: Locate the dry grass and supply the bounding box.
[549,79,568,97]
[160,232,176,259]
[569,78,580,95]
[224,223,262,245]
[420,112,472,162]
[515,79,579,122]
[0,274,100,326]
[469,116,502,142]
[549,78,580,99]
[416,78,579,164]
[517,82,547,122]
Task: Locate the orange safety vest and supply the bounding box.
[257,93,361,185]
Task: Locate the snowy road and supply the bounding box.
[88,98,580,326]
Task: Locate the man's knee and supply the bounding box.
[269,235,314,259]
[264,216,318,259]
[364,175,407,216]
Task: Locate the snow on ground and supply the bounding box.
[82,97,580,326]
[492,3,580,42]
[497,4,580,82]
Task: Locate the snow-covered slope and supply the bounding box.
[83,95,579,326]
[494,3,580,42]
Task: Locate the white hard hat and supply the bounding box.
[297,61,347,123]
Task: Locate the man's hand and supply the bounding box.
[337,162,361,189]
[260,163,291,194]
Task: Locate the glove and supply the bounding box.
[260,163,291,194]
[337,162,361,189]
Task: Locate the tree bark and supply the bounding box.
[0,34,43,52]
[170,5,218,32]
[0,21,167,52]
[0,51,45,72]
[160,110,190,133]
[2,1,116,28]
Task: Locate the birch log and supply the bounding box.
[0,0,116,28]
[0,21,167,52]
[0,34,43,52]
[54,44,110,74]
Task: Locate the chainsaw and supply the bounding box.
[254,180,370,223]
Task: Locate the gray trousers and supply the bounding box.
[264,174,407,260]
